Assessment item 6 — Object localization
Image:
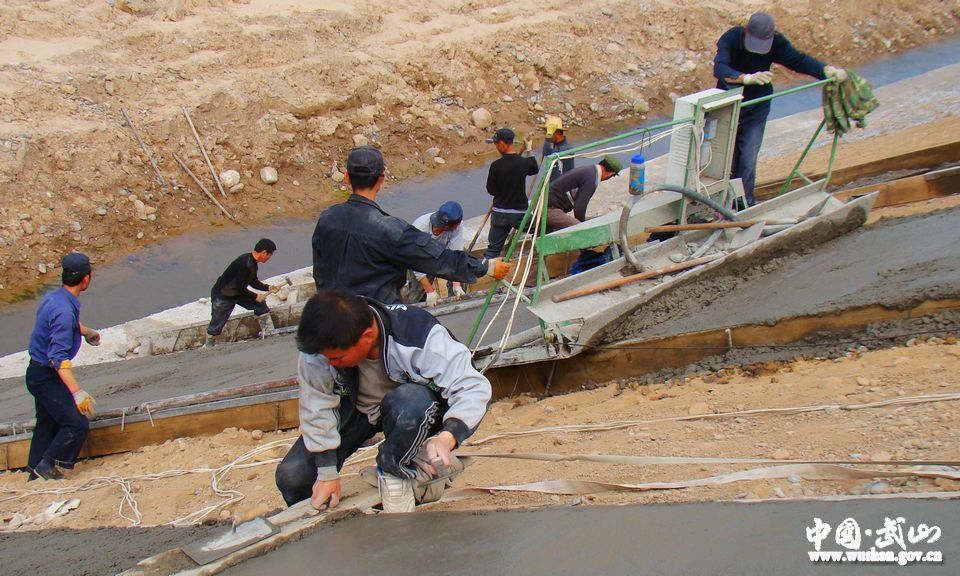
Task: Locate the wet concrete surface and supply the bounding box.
[226,499,959,576]
[0,524,218,576]
[2,35,959,358]
[604,205,960,343]
[0,299,537,422]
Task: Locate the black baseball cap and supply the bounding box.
[346,146,385,176]
[485,127,515,144]
[745,12,775,54]
[62,252,91,275]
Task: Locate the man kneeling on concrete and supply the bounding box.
[205,238,279,348]
[275,290,491,513]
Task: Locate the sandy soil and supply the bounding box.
[1,337,957,534]
[1,0,959,298]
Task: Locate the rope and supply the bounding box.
[467,391,960,446]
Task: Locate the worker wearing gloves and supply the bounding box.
[714,11,846,206]
[312,147,511,305]
[542,116,574,182]
[546,156,622,232]
[276,290,491,513]
[25,252,100,481]
[405,201,467,306]
[204,238,279,348]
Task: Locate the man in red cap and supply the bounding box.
[714,11,847,206]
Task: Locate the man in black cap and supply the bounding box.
[484,127,539,259]
[311,146,511,304]
[714,11,847,206]
[25,252,100,480]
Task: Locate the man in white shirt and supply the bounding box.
[405,201,467,306]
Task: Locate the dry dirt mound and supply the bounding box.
[1,0,958,297]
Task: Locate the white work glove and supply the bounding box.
[823,65,848,82]
[83,330,100,346]
[73,389,96,417]
[452,285,466,300]
[425,290,440,307]
[524,135,534,154]
[742,71,773,85]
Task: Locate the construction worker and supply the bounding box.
[546,156,623,232]
[312,146,511,304]
[204,238,279,348]
[714,11,847,206]
[405,201,468,306]
[275,290,491,513]
[25,252,99,481]
[542,116,574,182]
[484,128,539,259]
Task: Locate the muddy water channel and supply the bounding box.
[1,36,959,356]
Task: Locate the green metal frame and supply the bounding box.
[468,77,839,348]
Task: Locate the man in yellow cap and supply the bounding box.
[542,116,574,183]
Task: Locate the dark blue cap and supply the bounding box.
[485,128,515,144]
[430,201,463,228]
[62,252,91,275]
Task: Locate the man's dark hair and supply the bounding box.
[254,238,277,253]
[347,170,382,191]
[62,269,87,287]
[297,290,374,354]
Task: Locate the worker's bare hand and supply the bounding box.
[311,478,341,511]
[425,431,457,469]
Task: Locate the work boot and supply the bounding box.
[203,335,216,349]
[377,471,415,513]
[32,459,64,481]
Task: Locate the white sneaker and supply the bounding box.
[378,472,415,513]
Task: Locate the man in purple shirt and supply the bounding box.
[25,252,100,480]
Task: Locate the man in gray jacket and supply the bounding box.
[275,290,491,513]
[546,156,622,232]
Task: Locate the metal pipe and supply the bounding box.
[742,78,833,108]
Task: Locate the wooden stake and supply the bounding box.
[173,153,237,222]
[120,108,172,196]
[644,221,760,234]
[182,106,228,198]
[551,253,724,303]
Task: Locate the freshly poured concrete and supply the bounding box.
[227,499,958,576]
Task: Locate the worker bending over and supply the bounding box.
[205,238,279,348]
[405,201,467,306]
[275,290,491,513]
[546,156,622,232]
[26,252,99,480]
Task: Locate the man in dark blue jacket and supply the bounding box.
[25,252,100,480]
[312,147,511,304]
[714,11,846,206]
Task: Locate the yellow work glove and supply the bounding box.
[485,257,513,281]
[73,389,96,417]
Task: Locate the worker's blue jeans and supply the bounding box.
[275,383,445,506]
[484,211,527,259]
[206,295,269,336]
[25,362,90,470]
[731,103,771,206]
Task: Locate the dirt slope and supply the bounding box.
[1,0,958,297]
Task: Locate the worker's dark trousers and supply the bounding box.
[731,103,771,206]
[25,362,89,470]
[484,211,527,259]
[275,384,445,506]
[206,295,269,336]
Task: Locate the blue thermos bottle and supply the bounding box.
[629,154,645,196]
